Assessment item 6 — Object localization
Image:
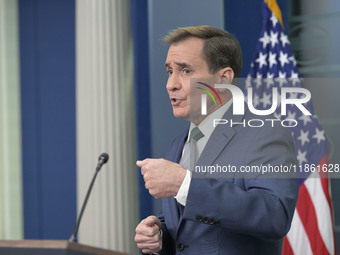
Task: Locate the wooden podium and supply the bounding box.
[0,240,133,255]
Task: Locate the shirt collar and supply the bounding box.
[189,99,232,141]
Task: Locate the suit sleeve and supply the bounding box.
[184,124,299,241]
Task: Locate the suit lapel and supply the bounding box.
[196,105,246,175]
[163,127,189,236]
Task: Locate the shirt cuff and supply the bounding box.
[174,170,191,206]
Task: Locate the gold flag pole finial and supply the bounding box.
[264,0,284,28]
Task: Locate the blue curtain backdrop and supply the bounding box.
[130,0,153,220]
[19,0,76,239]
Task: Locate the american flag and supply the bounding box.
[245,1,337,254]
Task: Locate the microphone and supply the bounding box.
[96,152,109,171]
[69,153,109,242]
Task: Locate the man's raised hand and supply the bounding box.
[137,158,186,198]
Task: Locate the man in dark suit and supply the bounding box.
[135,25,298,255]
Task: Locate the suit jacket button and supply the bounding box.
[203,217,209,224]
[177,243,185,251]
[196,215,203,222]
[208,218,215,225]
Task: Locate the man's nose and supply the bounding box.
[166,74,181,91]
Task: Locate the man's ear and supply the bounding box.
[218,67,234,84]
[216,67,234,94]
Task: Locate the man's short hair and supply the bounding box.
[163,25,243,78]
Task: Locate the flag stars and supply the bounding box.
[290,71,299,79]
[279,51,289,67]
[297,150,308,165]
[267,72,274,79]
[268,52,277,68]
[312,128,326,144]
[259,31,270,48]
[278,71,286,78]
[273,111,281,120]
[255,52,268,69]
[255,77,263,89]
[276,72,287,87]
[289,71,300,86]
[260,92,272,108]
[270,13,279,27]
[270,31,279,47]
[285,110,297,125]
[289,56,297,66]
[298,114,312,126]
[280,32,290,47]
[288,92,299,100]
[252,94,260,107]
[297,130,310,146]
[265,76,275,88]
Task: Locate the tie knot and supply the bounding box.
[189,127,204,142]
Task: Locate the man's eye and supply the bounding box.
[183,69,191,75]
[167,69,173,76]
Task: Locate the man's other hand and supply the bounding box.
[135,216,162,254]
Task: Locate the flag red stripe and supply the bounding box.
[282,237,294,255]
[319,155,337,255]
[319,155,334,220]
[296,183,330,255]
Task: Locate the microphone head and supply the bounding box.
[99,153,109,164]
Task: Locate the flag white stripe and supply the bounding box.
[287,208,314,255]
[304,173,334,254]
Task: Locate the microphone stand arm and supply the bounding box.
[69,169,99,242]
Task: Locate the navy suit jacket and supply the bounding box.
[158,105,299,255]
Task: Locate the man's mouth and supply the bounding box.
[170,97,184,106]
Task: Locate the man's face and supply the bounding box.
[165,37,219,121]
